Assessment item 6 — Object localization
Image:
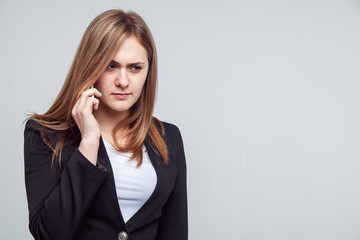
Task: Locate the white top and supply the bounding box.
[104,141,157,223]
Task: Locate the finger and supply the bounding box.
[73,96,92,118]
[93,98,100,110]
[72,97,80,119]
[82,94,99,113]
[92,88,102,98]
[76,88,102,109]
[73,88,102,121]
[81,88,102,98]
[77,91,89,107]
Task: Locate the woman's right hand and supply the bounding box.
[72,88,102,165]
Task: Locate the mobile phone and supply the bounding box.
[91,84,94,98]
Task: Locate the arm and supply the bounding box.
[24,120,108,240]
[156,126,188,240]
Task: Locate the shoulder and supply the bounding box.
[159,120,185,159]
[160,121,186,170]
[25,118,79,141]
[24,119,75,152]
[152,117,182,142]
[24,119,53,156]
[24,119,79,168]
[24,118,47,141]
[25,118,42,132]
[24,119,56,141]
[153,119,183,146]
[25,118,58,135]
[161,121,182,139]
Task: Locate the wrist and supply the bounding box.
[81,136,100,145]
[79,138,100,165]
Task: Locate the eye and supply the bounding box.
[106,63,118,71]
[129,65,143,73]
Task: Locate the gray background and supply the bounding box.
[1,0,360,239]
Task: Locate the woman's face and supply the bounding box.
[94,36,149,118]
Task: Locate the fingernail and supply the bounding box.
[99,92,102,96]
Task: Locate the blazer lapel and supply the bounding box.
[97,137,126,227]
[126,137,179,231]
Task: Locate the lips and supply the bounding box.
[112,93,130,100]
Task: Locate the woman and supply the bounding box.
[24,9,187,240]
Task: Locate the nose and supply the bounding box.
[115,69,129,89]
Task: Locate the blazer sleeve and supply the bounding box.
[24,120,109,240]
[156,125,188,240]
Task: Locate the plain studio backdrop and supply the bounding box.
[1,0,360,239]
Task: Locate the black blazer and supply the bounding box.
[24,119,187,240]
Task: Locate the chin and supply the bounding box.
[101,103,131,113]
[111,106,131,113]
[99,100,136,114]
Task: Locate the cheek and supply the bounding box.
[135,79,147,95]
[94,76,106,90]
[136,71,148,91]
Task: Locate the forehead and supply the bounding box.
[113,36,148,63]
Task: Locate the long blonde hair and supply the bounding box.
[29,9,168,167]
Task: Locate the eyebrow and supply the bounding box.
[110,60,145,66]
